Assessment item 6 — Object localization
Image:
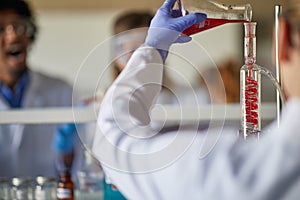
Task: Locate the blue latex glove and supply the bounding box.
[53,123,77,153]
[145,0,206,61]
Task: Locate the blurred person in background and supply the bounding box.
[200,58,240,104]
[199,58,241,129]
[111,11,154,80]
[93,0,300,199]
[0,0,80,181]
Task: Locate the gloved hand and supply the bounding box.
[145,0,206,61]
[53,123,77,153]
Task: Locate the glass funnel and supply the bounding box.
[177,0,252,35]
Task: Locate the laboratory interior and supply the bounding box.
[0,0,288,199]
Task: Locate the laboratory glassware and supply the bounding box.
[57,170,74,200]
[240,22,261,139]
[274,5,283,127]
[77,150,104,192]
[0,177,10,200]
[240,22,285,139]
[177,0,252,35]
[35,176,57,200]
[11,177,34,200]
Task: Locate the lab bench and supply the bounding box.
[0,103,276,124]
[76,190,103,200]
[0,103,277,200]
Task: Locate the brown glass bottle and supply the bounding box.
[57,170,74,200]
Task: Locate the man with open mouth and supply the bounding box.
[0,0,81,183]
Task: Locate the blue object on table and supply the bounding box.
[103,178,126,200]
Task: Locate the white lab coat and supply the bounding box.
[0,70,78,178]
[93,46,300,200]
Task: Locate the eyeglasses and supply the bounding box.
[0,18,34,38]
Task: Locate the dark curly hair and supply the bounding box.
[0,0,38,42]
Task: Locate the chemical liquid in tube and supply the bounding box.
[177,0,252,35]
[240,22,261,139]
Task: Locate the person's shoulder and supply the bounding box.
[29,70,72,90]
[28,70,75,106]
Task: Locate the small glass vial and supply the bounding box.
[57,170,74,200]
[35,176,57,200]
[11,177,34,200]
[77,150,104,192]
[0,177,11,200]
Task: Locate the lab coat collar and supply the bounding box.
[0,70,29,108]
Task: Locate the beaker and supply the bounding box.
[240,22,285,139]
[0,177,10,200]
[11,177,34,200]
[177,0,252,35]
[35,176,57,200]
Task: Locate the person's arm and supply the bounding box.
[92,0,206,198]
[53,123,77,170]
[95,68,300,200]
[93,0,300,199]
[93,46,167,198]
[93,0,206,159]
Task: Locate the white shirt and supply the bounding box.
[93,46,300,200]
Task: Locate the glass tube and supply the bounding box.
[240,22,261,139]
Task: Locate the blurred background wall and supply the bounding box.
[27,0,286,102]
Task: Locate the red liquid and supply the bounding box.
[245,77,258,125]
[182,18,249,36]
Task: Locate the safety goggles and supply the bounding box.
[0,18,35,38]
[112,29,148,66]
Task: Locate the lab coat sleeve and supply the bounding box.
[93,44,300,200]
[92,45,164,184]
